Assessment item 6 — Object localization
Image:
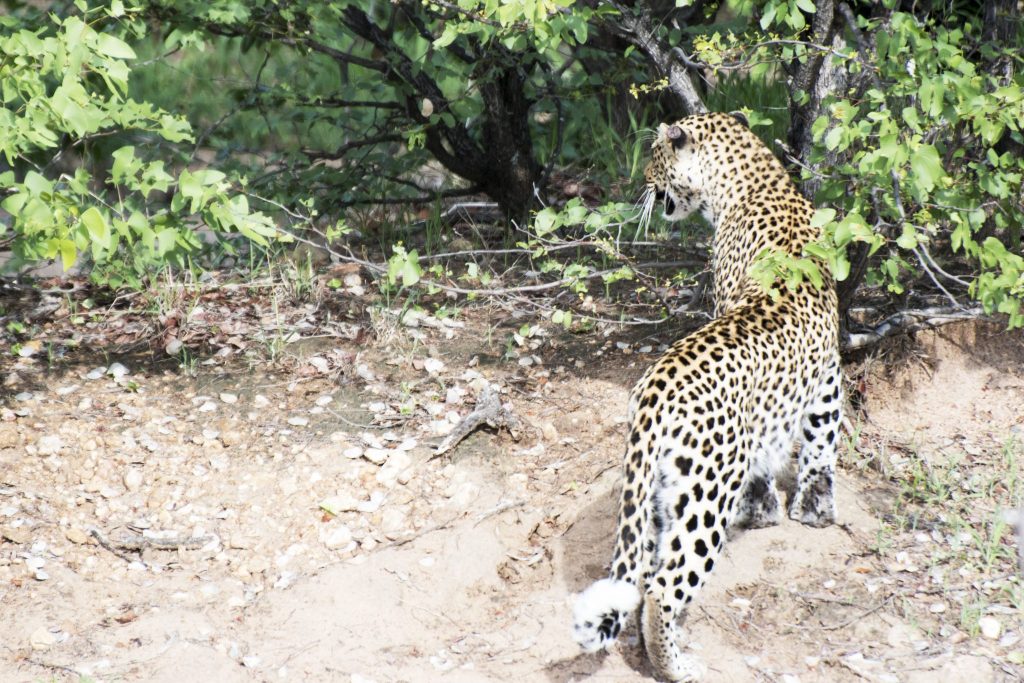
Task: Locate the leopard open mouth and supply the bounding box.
[654,190,677,215]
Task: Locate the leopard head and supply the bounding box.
[640,111,767,228]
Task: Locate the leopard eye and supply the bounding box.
[667,125,686,150]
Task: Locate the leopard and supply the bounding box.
[571,112,842,681]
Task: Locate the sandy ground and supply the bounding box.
[1,311,1022,682]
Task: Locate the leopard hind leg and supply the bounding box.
[790,357,842,527]
[640,450,742,681]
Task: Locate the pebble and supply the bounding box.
[253,395,271,408]
[123,469,144,492]
[85,367,106,380]
[198,401,217,413]
[220,393,238,404]
[320,494,361,515]
[364,448,389,465]
[287,416,309,427]
[315,395,334,407]
[324,525,353,550]
[423,358,445,375]
[65,527,90,545]
[2,527,31,544]
[107,362,130,379]
[377,451,412,486]
[36,435,63,456]
[221,430,245,447]
[978,616,1001,640]
[380,508,407,539]
[29,626,58,650]
[356,491,385,514]
[929,602,947,613]
[343,446,364,459]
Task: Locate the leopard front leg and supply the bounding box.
[791,360,842,527]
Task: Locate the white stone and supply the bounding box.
[36,435,63,456]
[978,616,1001,640]
[324,525,353,550]
[123,469,143,492]
[423,358,445,375]
[363,448,389,465]
[220,393,238,404]
[107,362,130,378]
[29,626,57,650]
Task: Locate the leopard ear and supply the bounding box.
[667,124,687,150]
[729,110,749,128]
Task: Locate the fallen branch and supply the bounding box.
[843,306,985,351]
[89,526,214,563]
[433,386,523,457]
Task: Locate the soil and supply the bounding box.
[1,287,1023,683]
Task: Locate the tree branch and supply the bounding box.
[602,1,706,115]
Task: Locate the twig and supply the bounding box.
[384,499,526,549]
[821,593,894,630]
[433,386,523,457]
[88,526,214,563]
[844,306,985,351]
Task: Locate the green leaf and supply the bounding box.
[810,208,836,229]
[909,143,944,194]
[824,127,843,151]
[80,207,110,247]
[59,239,77,271]
[94,33,135,60]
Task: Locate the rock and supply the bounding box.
[2,527,31,544]
[221,429,245,447]
[29,626,57,651]
[423,358,445,376]
[165,337,183,355]
[363,448,389,465]
[323,525,353,550]
[85,367,106,380]
[380,508,407,540]
[978,616,1001,640]
[288,416,309,427]
[64,527,90,545]
[36,435,63,456]
[253,394,270,408]
[220,392,238,404]
[107,362,130,379]
[377,451,412,487]
[320,494,361,515]
[343,446,363,459]
[356,491,385,514]
[0,427,20,450]
[123,469,144,492]
[540,421,558,442]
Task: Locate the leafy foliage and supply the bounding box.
[0,3,282,287]
[2,0,1022,330]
